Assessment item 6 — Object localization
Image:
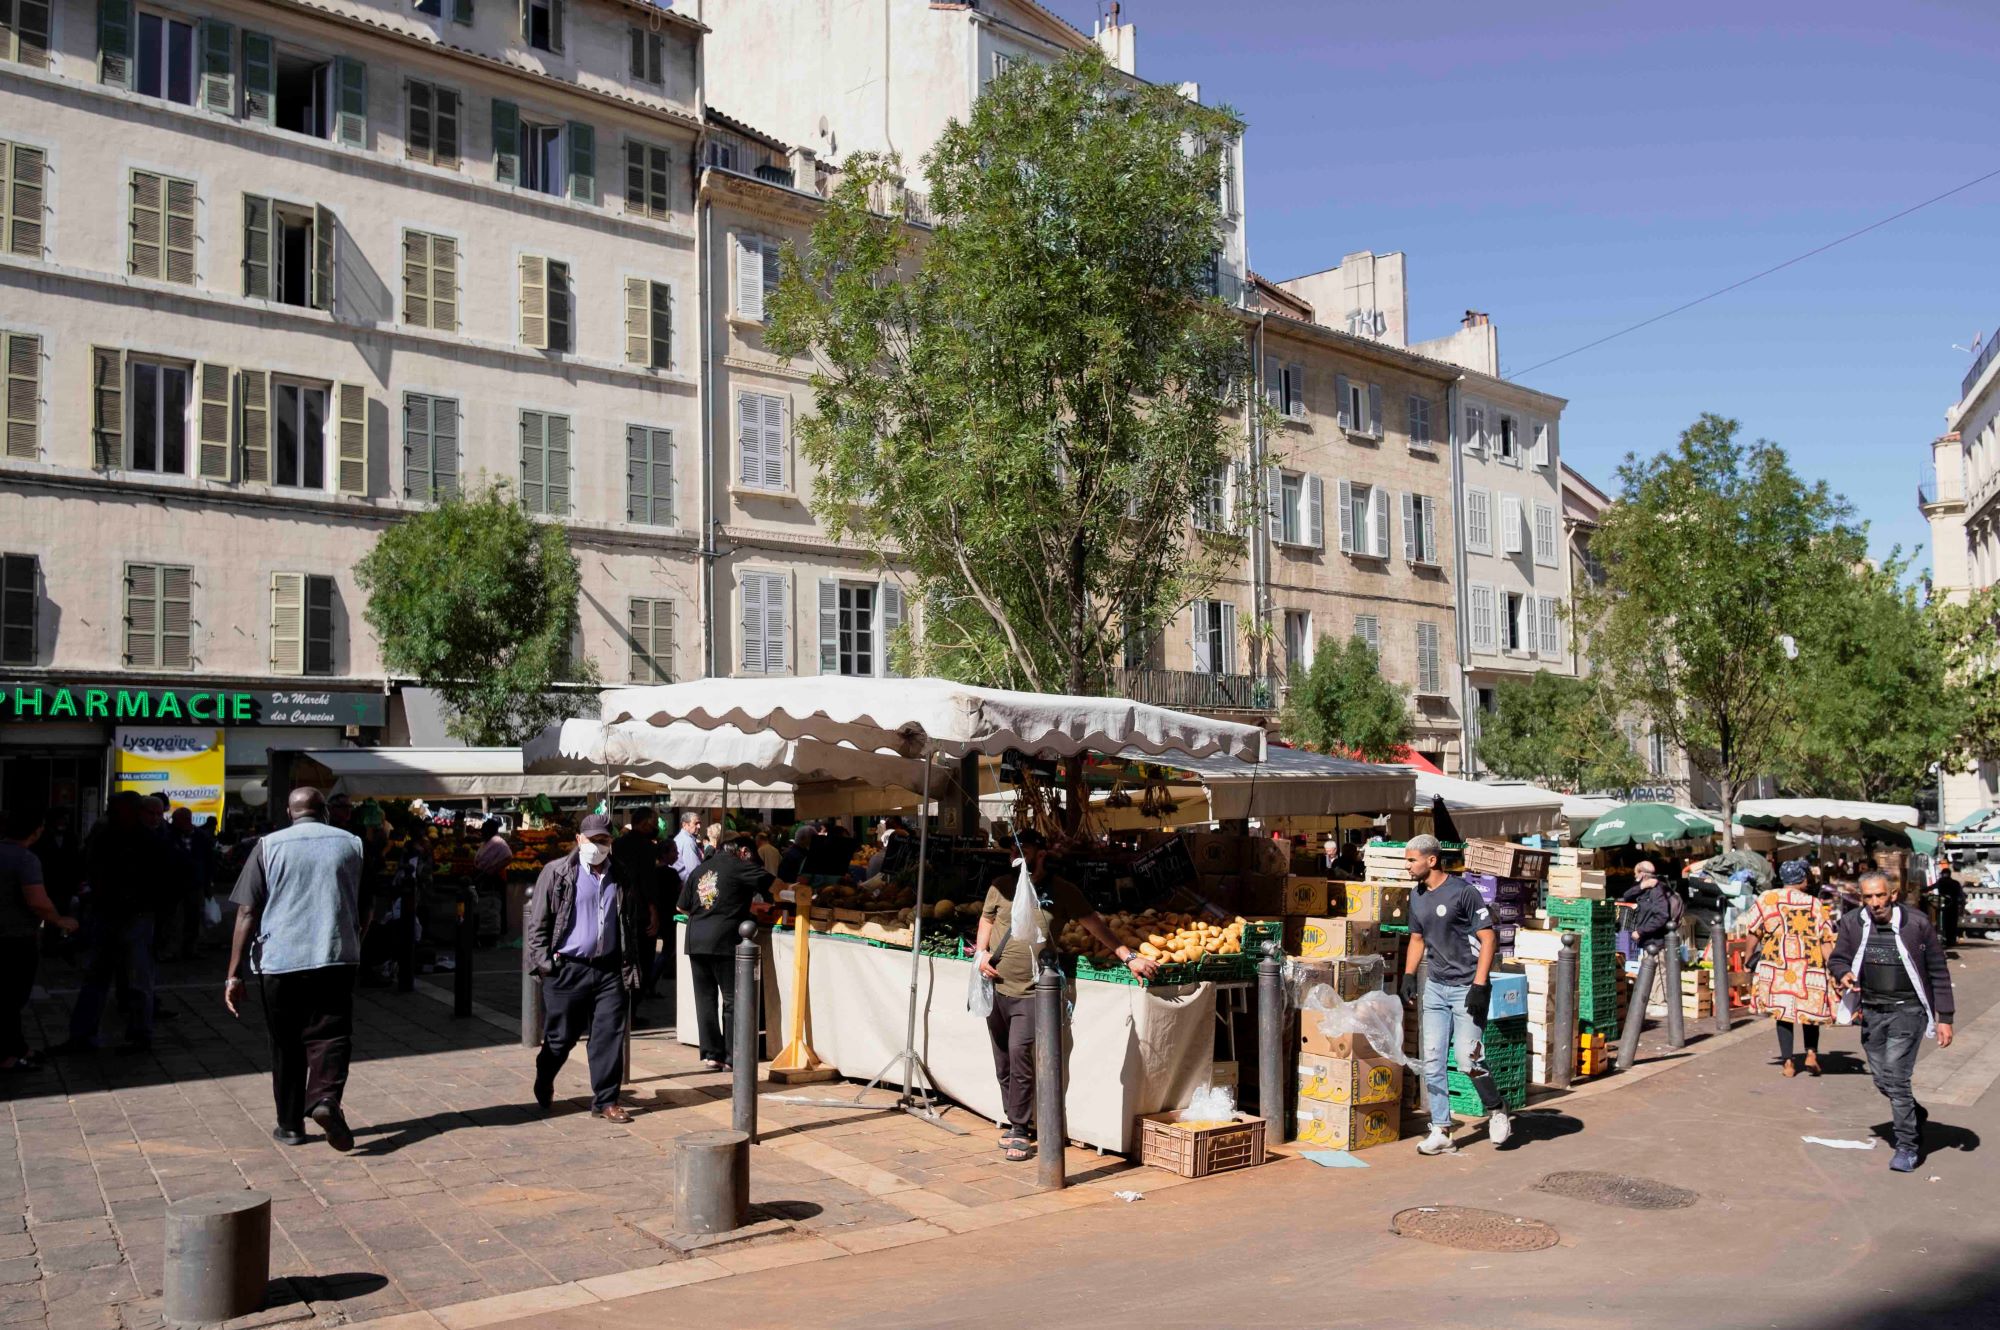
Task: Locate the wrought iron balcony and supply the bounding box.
[1964,323,2000,402]
[1114,667,1275,713]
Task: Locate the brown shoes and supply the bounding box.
[591,1104,635,1124]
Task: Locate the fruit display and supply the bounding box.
[1061,910,1247,967]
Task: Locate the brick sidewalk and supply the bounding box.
[1,954,1149,1330]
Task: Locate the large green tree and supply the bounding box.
[1927,582,2000,779]
[766,50,1251,697]
[1578,414,1866,847]
[1476,671,1644,794]
[356,483,595,745]
[1279,636,1413,762]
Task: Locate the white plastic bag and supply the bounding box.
[967,962,995,1018]
[201,896,224,928]
[1178,1084,1237,1122]
[1009,857,1045,952]
[1301,988,1416,1068]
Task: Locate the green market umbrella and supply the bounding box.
[1579,802,1718,849]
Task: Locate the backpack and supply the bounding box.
[1665,886,1686,928]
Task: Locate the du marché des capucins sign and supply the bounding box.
[0,684,387,728]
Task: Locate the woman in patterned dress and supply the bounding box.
[1741,858,1839,1076]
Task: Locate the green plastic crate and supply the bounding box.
[1241,919,1285,958]
[1448,1066,1528,1113]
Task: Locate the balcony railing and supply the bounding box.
[1115,667,1274,713]
[705,133,795,190]
[1964,323,2000,402]
[1920,463,1938,508]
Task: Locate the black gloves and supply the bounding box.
[1398,972,1420,1003]
[1465,982,1492,1024]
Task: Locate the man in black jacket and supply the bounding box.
[524,814,654,1123]
[678,836,773,1070]
[1829,871,1956,1173]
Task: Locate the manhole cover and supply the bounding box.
[1390,1206,1559,1252]
[1534,1170,1698,1210]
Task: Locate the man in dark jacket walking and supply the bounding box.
[678,836,774,1070]
[1829,871,1956,1173]
[525,814,653,1122]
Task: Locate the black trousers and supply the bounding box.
[986,991,1035,1133]
[261,966,356,1132]
[0,936,38,1061]
[1775,1021,1821,1060]
[687,952,734,1063]
[1861,1002,1929,1153]
[538,956,628,1108]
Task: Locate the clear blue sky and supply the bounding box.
[1043,0,2000,575]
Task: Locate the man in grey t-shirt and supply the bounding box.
[1399,835,1509,1156]
[226,788,363,1151]
[2,808,79,1072]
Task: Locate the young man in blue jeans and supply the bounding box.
[1399,834,1510,1155]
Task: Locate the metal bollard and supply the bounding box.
[453,900,474,1019]
[1616,943,1660,1071]
[732,921,759,1142]
[673,1129,749,1234]
[520,952,544,1050]
[395,894,416,994]
[163,1190,270,1327]
[1711,909,1732,1035]
[1549,931,1578,1089]
[1662,936,1686,1050]
[1257,942,1287,1142]
[1034,954,1066,1192]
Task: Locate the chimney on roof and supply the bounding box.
[787,144,818,193]
[1462,310,1489,330]
[1094,2,1137,73]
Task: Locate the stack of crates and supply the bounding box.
[1449,1014,1529,1113]
[1547,896,1621,1043]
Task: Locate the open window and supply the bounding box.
[273,51,331,137]
[244,196,334,311]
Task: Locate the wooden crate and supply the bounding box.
[1136,1112,1268,1178]
[1465,840,1552,880]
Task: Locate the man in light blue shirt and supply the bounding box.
[672,812,704,885]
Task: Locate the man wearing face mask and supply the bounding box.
[525,814,652,1122]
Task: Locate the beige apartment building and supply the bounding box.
[0,0,708,820]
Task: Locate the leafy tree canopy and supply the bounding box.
[1476,671,1644,794]
[1926,582,2000,772]
[766,50,1253,696]
[1279,636,1412,763]
[355,483,595,745]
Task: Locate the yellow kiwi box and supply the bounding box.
[1296,1101,1400,1152]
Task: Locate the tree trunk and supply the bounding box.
[1719,780,1736,853]
[1061,524,1090,837]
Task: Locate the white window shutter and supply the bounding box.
[1467,488,1491,554]
[1190,604,1205,672]
[1421,497,1437,565]
[1336,479,1354,554]
[736,394,757,485]
[740,574,765,673]
[1533,421,1550,467]
[1470,584,1495,653]
[879,580,904,677]
[270,572,304,675]
[1371,487,1389,557]
[736,235,763,318]
[1307,475,1324,549]
[1501,495,1523,554]
[1220,602,1237,674]
[1286,363,1304,417]
[1335,374,1351,431]
[1400,491,1416,564]
[817,578,839,673]
[1263,355,1282,412]
[1368,383,1383,440]
[1264,465,1281,535]
[764,574,788,672]
[766,394,787,490]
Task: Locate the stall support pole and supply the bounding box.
[1034,954,1066,1191]
[1549,931,1578,1090]
[452,901,473,1019]
[732,921,759,1142]
[1257,942,1288,1142]
[1662,933,1686,1050]
[1711,909,1733,1036]
[1616,943,1660,1071]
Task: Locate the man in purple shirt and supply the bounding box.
[524,814,650,1123]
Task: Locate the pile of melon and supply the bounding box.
[1060,910,1247,967]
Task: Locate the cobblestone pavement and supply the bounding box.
[0,949,1142,1330]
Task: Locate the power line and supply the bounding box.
[1507,164,2000,381]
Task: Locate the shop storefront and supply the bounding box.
[0,682,389,832]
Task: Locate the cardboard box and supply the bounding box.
[1296,1101,1400,1153]
[1511,929,1564,962]
[1243,836,1292,876]
[1298,917,1380,960]
[1345,880,1400,920]
[1183,832,1241,874]
[1236,873,1287,916]
[1488,972,1529,1020]
[1297,1025,1386,1059]
[1377,884,1411,926]
[1297,1050,1402,1107]
[1209,1061,1239,1091]
[1282,877,1331,916]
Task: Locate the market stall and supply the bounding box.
[1403,774,1566,840]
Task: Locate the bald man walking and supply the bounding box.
[226,788,365,1150]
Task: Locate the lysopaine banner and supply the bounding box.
[113,728,226,824]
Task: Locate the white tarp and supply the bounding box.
[601,677,1267,762]
[977,745,1412,825]
[298,748,604,800]
[524,718,941,790]
[1413,773,1566,839]
[1735,798,1922,834]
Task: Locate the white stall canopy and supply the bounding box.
[1411,773,1567,840]
[297,748,602,800]
[1734,798,1922,835]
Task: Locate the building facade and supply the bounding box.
[0,0,707,821]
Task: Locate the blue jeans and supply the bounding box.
[1420,979,1502,1127]
[1860,1003,1928,1153]
[69,915,156,1048]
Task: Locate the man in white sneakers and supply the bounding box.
[1400,835,1511,1155]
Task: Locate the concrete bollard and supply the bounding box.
[732,921,759,1142]
[674,1130,750,1234]
[163,1191,270,1327]
[1616,943,1660,1072]
[1549,931,1578,1089]
[1034,955,1066,1192]
[520,952,544,1050]
[1257,942,1287,1142]
[1662,935,1686,1050]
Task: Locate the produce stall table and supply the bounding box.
[755,929,1217,1153]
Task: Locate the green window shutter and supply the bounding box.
[551,0,564,52]
[566,121,594,203]
[546,261,571,352]
[432,396,458,499]
[628,597,672,683]
[434,88,459,169]
[519,410,545,513]
[492,99,519,185]
[163,176,195,285]
[334,56,366,148]
[128,170,162,278]
[401,229,429,327]
[124,563,158,668]
[623,278,647,365]
[4,332,40,460]
[545,413,570,514]
[650,282,672,370]
[647,145,669,217]
[407,80,433,163]
[195,361,231,480]
[304,575,335,675]
[269,571,304,674]
[624,140,643,213]
[311,202,335,312]
[628,27,645,82]
[10,0,52,68]
[98,0,132,89]
[238,368,269,482]
[199,19,234,115]
[241,32,275,123]
[4,141,45,259]
[403,391,432,499]
[451,0,473,25]
[518,254,547,348]
[334,381,366,494]
[0,553,36,665]
[242,194,272,299]
[159,565,192,669]
[431,235,457,330]
[625,425,672,526]
[90,345,123,468]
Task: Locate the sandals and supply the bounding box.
[1781,1059,1798,1078]
[1003,1141,1035,1163]
[1804,1054,1822,1078]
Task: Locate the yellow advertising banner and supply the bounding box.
[112,727,226,824]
